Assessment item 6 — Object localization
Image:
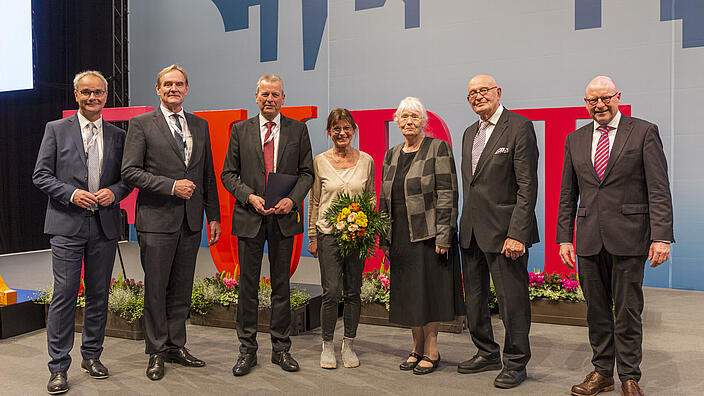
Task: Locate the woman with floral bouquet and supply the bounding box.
[308,109,375,369]
[379,97,463,375]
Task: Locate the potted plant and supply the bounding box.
[526,271,586,326]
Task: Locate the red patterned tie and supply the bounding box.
[594,125,613,181]
[263,121,275,188]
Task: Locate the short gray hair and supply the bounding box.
[73,70,108,91]
[256,74,284,94]
[393,96,428,124]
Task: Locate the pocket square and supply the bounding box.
[494,147,510,154]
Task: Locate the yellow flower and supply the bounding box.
[342,208,351,216]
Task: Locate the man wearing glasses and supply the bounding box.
[557,76,673,396]
[458,75,539,389]
[33,71,132,394]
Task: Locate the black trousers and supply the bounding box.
[236,216,294,354]
[578,248,646,382]
[461,235,531,371]
[317,234,363,341]
[47,215,116,373]
[138,219,201,355]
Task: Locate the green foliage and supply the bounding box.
[528,271,584,302]
[323,190,391,261]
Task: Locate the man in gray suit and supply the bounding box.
[121,64,220,381]
[458,74,539,389]
[222,74,314,376]
[33,70,132,394]
[558,76,673,396]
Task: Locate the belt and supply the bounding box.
[84,209,97,217]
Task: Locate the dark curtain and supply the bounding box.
[0,1,115,254]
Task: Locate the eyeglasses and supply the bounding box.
[331,126,353,133]
[584,92,618,106]
[399,113,421,121]
[79,89,106,97]
[467,86,497,99]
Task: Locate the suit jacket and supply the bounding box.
[556,115,674,256]
[121,107,220,233]
[459,108,540,253]
[221,115,314,238]
[33,114,133,239]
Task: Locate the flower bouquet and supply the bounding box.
[324,190,391,260]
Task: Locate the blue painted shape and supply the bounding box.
[661,0,704,48]
[16,289,41,303]
[643,260,670,289]
[355,0,386,10]
[302,0,327,71]
[211,0,279,62]
[354,0,420,28]
[575,0,601,30]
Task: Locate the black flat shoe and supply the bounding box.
[81,358,109,379]
[164,347,205,367]
[494,367,527,388]
[413,354,441,375]
[399,352,422,371]
[457,354,502,374]
[271,351,300,372]
[47,371,68,394]
[232,353,257,376]
[146,354,164,381]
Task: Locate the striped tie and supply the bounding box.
[471,121,490,175]
[593,125,613,181]
[86,122,100,210]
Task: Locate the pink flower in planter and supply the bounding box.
[223,277,238,289]
[378,273,390,290]
[559,277,580,292]
[529,271,545,287]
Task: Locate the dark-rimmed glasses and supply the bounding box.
[468,86,497,99]
[584,92,618,106]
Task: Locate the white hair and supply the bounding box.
[393,96,428,125]
[73,70,108,91]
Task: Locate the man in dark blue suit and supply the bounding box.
[33,71,132,394]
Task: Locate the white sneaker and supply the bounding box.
[341,337,359,368]
[320,340,337,369]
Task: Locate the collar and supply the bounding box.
[77,111,103,132]
[259,113,281,128]
[161,103,186,119]
[593,111,621,132]
[485,104,504,126]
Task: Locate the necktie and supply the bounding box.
[471,120,490,175]
[171,114,186,162]
[86,123,100,210]
[594,125,613,182]
[263,121,275,187]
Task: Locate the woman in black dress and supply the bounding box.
[379,97,462,375]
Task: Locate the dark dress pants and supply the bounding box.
[461,235,531,371]
[138,219,201,355]
[317,234,363,341]
[236,215,294,354]
[47,215,116,373]
[577,248,646,382]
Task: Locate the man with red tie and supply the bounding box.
[557,76,674,396]
[221,74,314,376]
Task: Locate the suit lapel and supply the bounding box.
[473,110,508,180]
[152,107,185,164]
[602,115,633,181]
[185,113,203,170]
[276,116,290,168]
[462,121,479,180]
[250,117,265,171]
[100,123,113,186]
[69,115,88,166]
[578,124,601,183]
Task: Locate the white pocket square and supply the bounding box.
[494,147,510,154]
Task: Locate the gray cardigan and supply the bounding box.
[379,137,459,247]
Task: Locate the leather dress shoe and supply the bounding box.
[81,358,109,379]
[146,353,165,381]
[399,352,422,371]
[47,372,68,395]
[164,347,205,367]
[494,367,527,389]
[457,354,502,374]
[621,380,644,396]
[271,351,300,372]
[232,353,257,376]
[412,354,441,375]
[571,371,615,396]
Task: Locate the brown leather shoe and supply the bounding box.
[571,371,615,396]
[621,380,643,396]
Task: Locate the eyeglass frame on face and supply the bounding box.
[331,125,354,133]
[78,89,107,97]
[398,113,422,121]
[584,92,619,106]
[467,86,498,99]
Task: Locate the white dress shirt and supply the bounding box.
[70,112,104,203]
[482,104,504,142]
[161,104,193,195]
[590,111,621,165]
[259,113,282,172]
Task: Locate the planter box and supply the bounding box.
[359,302,466,333]
[530,299,587,327]
[44,305,144,340]
[190,304,307,335]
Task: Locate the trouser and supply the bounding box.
[236,215,294,353]
[578,248,646,382]
[47,215,116,373]
[461,235,531,371]
[138,219,201,355]
[317,234,364,341]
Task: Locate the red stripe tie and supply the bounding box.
[594,125,613,182]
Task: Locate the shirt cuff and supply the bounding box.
[70,189,79,204]
[171,181,176,196]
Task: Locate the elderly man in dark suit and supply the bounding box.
[558,76,674,396]
[458,74,539,389]
[33,70,133,394]
[222,74,314,376]
[121,64,220,381]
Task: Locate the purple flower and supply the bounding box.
[528,271,545,287]
[559,277,580,292]
[223,277,238,289]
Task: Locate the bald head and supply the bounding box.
[584,75,621,125]
[467,74,502,121]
